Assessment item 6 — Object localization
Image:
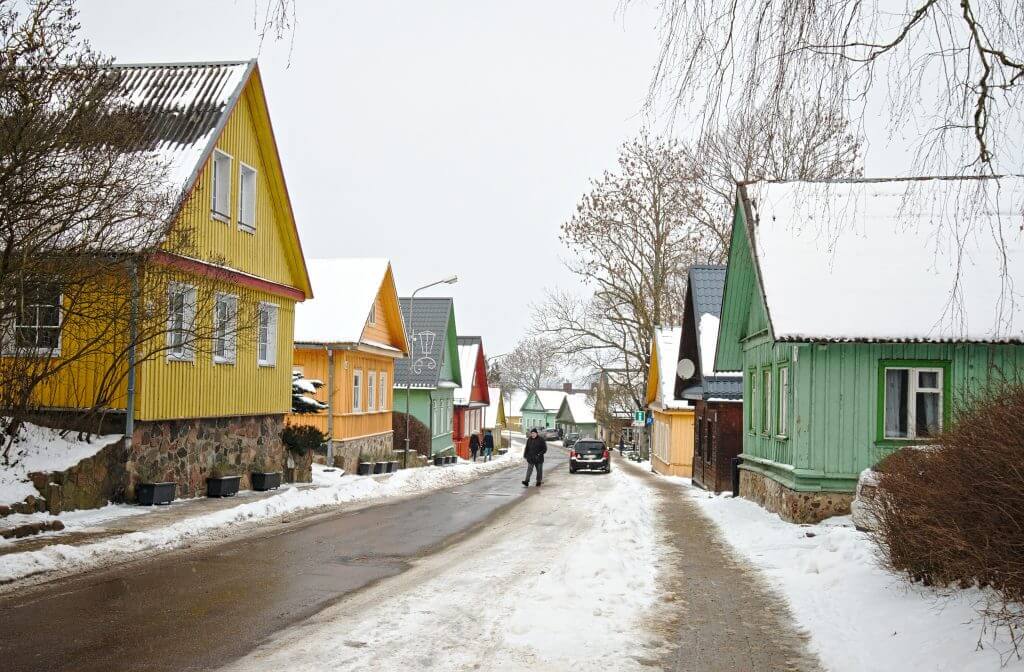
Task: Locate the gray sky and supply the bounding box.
[78,0,662,357]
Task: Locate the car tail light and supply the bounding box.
[603,449,609,459]
[570,450,576,458]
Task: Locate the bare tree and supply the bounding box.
[534,134,704,409]
[641,0,1023,176]
[0,0,256,458]
[492,337,563,394]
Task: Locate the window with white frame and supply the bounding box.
[10,282,61,354]
[778,366,789,436]
[367,302,376,325]
[212,293,238,364]
[748,370,757,432]
[238,163,256,232]
[257,302,278,366]
[367,370,376,411]
[353,369,363,412]
[167,282,197,361]
[379,371,388,410]
[211,150,232,219]
[883,365,945,439]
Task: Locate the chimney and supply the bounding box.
[563,381,573,394]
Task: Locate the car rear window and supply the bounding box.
[575,442,604,452]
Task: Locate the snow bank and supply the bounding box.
[685,488,1024,672]
[0,452,519,585]
[0,422,122,506]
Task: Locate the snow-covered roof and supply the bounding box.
[484,386,503,426]
[698,313,740,378]
[558,392,596,425]
[745,176,1024,342]
[294,258,392,344]
[654,326,689,410]
[454,341,480,405]
[533,389,567,411]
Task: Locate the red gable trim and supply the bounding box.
[470,343,490,405]
[153,251,306,302]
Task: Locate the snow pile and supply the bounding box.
[686,489,1024,672]
[0,422,123,506]
[0,451,520,585]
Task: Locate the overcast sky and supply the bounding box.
[78,0,663,357]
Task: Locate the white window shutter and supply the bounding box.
[268,305,278,365]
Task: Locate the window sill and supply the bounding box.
[257,361,275,368]
[212,211,230,224]
[213,356,235,366]
[775,434,789,441]
[238,223,255,235]
[167,354,194,363]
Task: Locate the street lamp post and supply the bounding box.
[405,275,458,468]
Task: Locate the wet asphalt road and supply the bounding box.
[0,449,567,672]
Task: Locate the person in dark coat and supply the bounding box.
[482,430,494,461]
[522,428,547,487]
[469,432,480,461]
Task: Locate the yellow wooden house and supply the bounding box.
[290,259,410,472]
[646,326,696,477]
[8,60,313,499]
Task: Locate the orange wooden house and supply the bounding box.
[289,258,409,472]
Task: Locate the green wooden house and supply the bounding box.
[555,392,599,437]
[393,297,462,457]
[716,176,1024,523]
[520,389,567,432]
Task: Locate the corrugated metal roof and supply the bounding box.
[394,297,455,389]
[107,61,253,192]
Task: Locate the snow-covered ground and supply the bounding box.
[0,453,520,586]
[220,464,668,672]
[684,486,1024,672]
[0,421,122,506]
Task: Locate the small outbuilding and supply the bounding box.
[645,327,695,477]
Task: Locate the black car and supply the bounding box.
[563,432,581,449]
[569,439,611,474]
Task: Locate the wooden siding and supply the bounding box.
[137,282,295,421]
[175,82,303,291]
[740,337,1024,492]
[651,408,695,477]
[288,348,395,440]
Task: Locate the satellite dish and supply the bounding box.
[676,358,695,380]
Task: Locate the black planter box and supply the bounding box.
[433,456,444,467]
[386,461,398,473]
[206,475,241,498]
[373,461,387,474]
[445,456,455,465]
[137,481,175,506]
[251,471,282,491]
[357,462,373,476]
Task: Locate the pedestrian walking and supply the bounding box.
[522,428,547,487]
[469,432,480,461]
[482,429,494,461]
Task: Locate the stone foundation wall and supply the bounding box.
[129,414,297,500]
[739,468,854,524]
[331,431,394,473]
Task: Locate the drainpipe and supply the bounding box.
[325,345,335,468]
[124,259,139,456]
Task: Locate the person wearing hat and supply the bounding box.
[522,428,547,487]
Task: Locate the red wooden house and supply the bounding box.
[453,336,491,458]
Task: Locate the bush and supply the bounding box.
[867,380,1024,640]
[281,424,326,456]
[392,411,431,459]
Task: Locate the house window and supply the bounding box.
[696,417,703,459]
[211,150,232,220]
[379,371,388,410]
[761,368,772,434]
[353,369,363,412]
[212,293,237,364]
[883,365,945,439]
[257,302,278,366]
[167,282,197,361]
[367,370,377,411]
[238,163,257,232]
[748,370,757,433]
[367,303,376,326]
[778,366,789,436]
[11,282,61,354]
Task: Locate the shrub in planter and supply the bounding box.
[281,424,326,456]
[866,380,1024,635]
[250,454,282,492]
[135,463,175,505]
[207,456,241,498]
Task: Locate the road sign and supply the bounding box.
[632,410,645,427]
